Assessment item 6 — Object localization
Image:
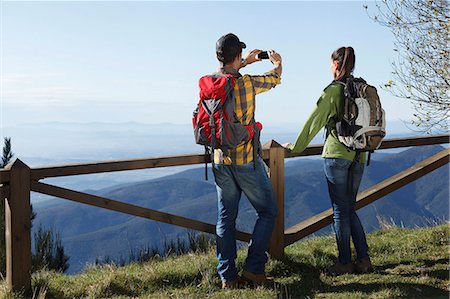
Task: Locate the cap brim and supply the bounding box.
[240,42,246,49]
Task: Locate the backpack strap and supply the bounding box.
[333,80,351,121]
[251,119,260,169]
[347,151,361,194]
[204,146,209,180]
[366,151,372,166]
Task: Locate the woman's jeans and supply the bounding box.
[213,157,277,282]
[324,158,369,265]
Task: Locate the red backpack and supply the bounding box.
[192,74,260,149]
[192,74,261,176]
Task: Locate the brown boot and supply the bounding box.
[241,270,274,287]
[221,276,247,289]
[354,257,374,274]
[324,262,355,276]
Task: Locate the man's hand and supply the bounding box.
[268,50,282,77]
[242,49,262,67]
[268,50,282,66]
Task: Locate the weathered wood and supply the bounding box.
[29,135,449,180]
[265,140,285,258]
[354,147,450,210]
[0,169,10,184]
[376,134,450,150]
[284,134,449,158]
[5,159,32,293]
[0,185,9,202]
[284,144,323,158]
[30,181,252,243]
[31,153,212,180]
[284,208,333,246]
[284,148,450,246]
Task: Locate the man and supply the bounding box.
[212,33,282,288]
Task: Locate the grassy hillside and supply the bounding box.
[2,224,448,298]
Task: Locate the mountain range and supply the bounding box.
[33,144,449,274]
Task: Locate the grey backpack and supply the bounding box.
[336,77,386,155]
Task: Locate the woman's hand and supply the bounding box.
[282,143,293,151]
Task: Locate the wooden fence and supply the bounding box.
[0,134,448,293]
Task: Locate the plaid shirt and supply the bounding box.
[214,66,281,165]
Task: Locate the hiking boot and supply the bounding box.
[324,262,355,276]
[221,276,246,289]
[241,270,274,287]
[354,256,374,274]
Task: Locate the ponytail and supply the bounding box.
[331,47,355,81]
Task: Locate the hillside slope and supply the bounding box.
[2,224,448,298]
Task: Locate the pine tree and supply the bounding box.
[0,138,66,275]
[32,225,69,273]
[1,137,13,168]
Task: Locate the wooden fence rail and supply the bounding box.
[30,181,252,242]
[1,134,449,293]
[284,147,450,245]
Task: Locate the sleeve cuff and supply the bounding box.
[264,71,281,84]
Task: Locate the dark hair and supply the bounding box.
[331,47,355,81]
[217,46,242,65]
[216,33,246,65]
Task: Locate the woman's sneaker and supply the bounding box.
[221,276,247,289]
[354,257,374,274]
[324,262,355,276]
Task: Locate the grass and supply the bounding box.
[1,224,449,298]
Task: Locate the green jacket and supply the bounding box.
[288,81,365,163]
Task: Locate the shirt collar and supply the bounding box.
[218,65,242,77]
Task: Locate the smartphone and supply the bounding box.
[257,51,269,60]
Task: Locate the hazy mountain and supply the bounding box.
[33,145,449,273]
[6,120,422,205]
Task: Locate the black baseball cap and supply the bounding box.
[216,33,246,63]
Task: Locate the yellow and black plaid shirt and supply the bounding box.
[214,66,281,165]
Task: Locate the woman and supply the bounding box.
[284,47,373,275]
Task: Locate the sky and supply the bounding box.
[1,1,416,138]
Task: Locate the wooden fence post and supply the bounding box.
[264,140,285,259]
[5,159,32,294]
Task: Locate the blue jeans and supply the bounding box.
[213,157,277,282]
[324,158,369,265]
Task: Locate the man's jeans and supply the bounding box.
[324,158,369,265]
[213,157,277,282]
